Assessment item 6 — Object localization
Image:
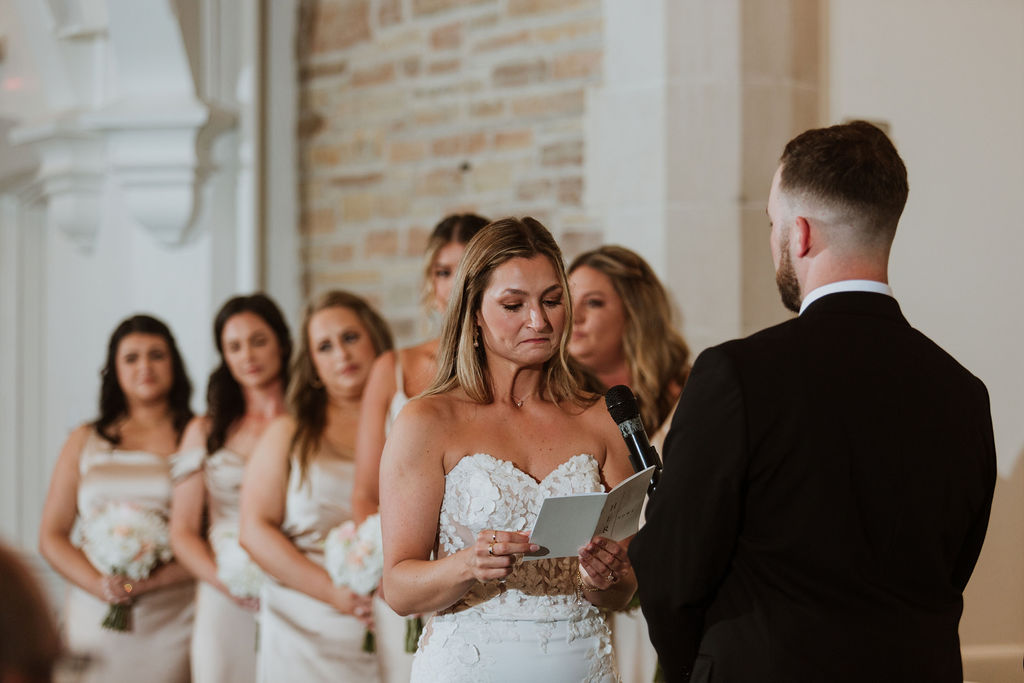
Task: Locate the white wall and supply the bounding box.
[829,0,1024,677]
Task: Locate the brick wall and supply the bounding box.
[297,0,605,343]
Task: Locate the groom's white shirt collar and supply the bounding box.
[799,280,894,315]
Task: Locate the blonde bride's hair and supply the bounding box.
[424,217,592,408]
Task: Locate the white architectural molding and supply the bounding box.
[7,0,240,248]
[8,118,103,250]
[44,0,108,40]
[83,99,236,245]
[9,99,238,249]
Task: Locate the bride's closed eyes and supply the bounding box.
[500,298,562,312]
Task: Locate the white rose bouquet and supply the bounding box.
[75,501,173,631]
[212,528,264,600]
[324,513,384,652]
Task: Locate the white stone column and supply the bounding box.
[0,187,47,548]
[586,0,669,270]
[588,0,746,353]
[588,0,821,354]
[264,0,303,333]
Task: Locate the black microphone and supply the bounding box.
[605,385,662,494]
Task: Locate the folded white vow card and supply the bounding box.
[524,466,655,560]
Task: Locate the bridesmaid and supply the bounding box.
[569,245,690,442]
[39,315,196,683]
[568,245,692,683]
[170,294,291,683]
[240,290,393,682]
[352,213,487,681]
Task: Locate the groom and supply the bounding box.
[628,121,996,682]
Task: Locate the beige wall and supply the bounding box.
[829,0,1024,678]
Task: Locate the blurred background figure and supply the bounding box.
[0,541,61,683]
[568,245,692,683]
[241,290,392,682]
[38,315,196,683]
[170,294,292,683]
[569,245,691,446]
[352,212,488,683]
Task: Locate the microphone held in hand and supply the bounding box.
[605,385,662,494]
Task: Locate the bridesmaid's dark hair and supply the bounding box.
[94,314,193,446]
[206,293,292,455]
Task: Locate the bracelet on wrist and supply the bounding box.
[575,568,605,598]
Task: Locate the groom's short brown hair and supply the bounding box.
[780,120,909,243]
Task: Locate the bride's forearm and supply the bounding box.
[582,572,637,610]
[383,553,476,617]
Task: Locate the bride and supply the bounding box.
[380,217,637,682]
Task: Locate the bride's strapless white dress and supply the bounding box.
[410,453,620,683]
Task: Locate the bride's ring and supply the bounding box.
[488,542,496,556]
[491,531,497,543]
[123,582,133,594]
[606,571,617,584]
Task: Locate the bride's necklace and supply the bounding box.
[511,391,536,408]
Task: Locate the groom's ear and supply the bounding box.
[793,216,812,258]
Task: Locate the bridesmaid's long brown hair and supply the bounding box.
[569,246,690,434]
[287,291,392,482]
[205,293,292,455]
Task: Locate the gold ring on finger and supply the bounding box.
[607,571,617,583]
[123,583,133,593]
[488,542,495,556]
[491,531,497,543]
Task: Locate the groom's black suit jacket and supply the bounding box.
[628,292,996,682]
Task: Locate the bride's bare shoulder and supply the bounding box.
[559,392,606,422]
[574,396,622,442]
[390,390,465,437]
[383,392,468,472]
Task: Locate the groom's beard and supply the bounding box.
[775,237,801,313]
